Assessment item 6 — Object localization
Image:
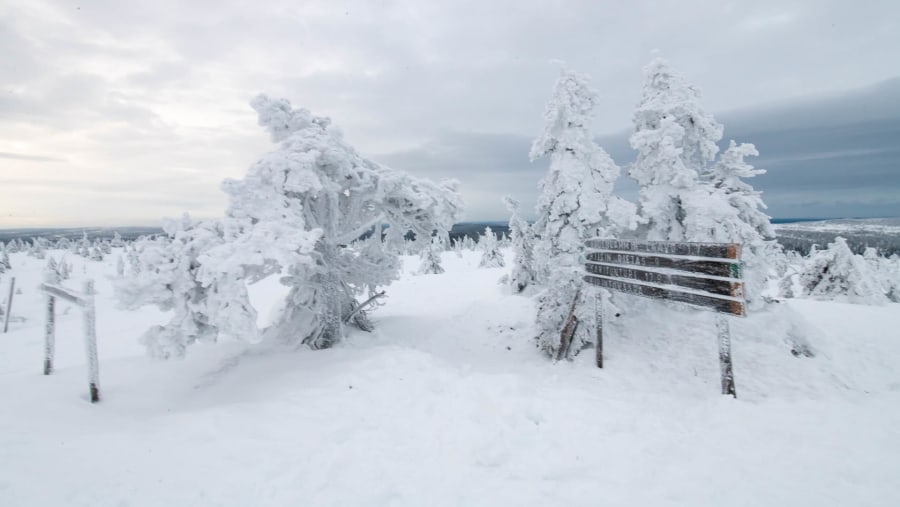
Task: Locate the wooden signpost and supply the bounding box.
[39,279,101,403]
[583,238,745,397]
[2,276,14,333]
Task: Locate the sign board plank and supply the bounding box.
[585,263,744,299]
[583,274,746,316]
[586,251,741,279]
[585,239,740,260]
[40,283,86,306]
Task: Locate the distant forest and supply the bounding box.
[2,220,899,256]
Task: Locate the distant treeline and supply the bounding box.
[0,223,512,245]
[4,221,898,257]
[777,231,900,257]
[0,226,163,244]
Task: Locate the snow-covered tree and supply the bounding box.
[478,226,505,268]
[58,258,70,280]
[44,257,61,285]
[502,195,536,293]
[782,237,888,305]
[126,246,141,276]
[78,232,93,257]
[111,232,124,248]
[863,248,900,303]
[120,94,463,356]
[223,94,463,349]
[529,67,637,358]
[29,238,46,259]
[418,236,446,275]
[0,246,9,272]
[687,140,779,307]
[629,57,723,242]
[116,216,262,358]
[89,247,103,262]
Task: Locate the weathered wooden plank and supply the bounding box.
[585,263,744,298]
[583,275,746,316]
[39,283,86,306]
[586,251,742,279]
[586,239,741,260]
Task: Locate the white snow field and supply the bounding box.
[1,249,899,506]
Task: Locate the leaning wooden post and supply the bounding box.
[716,315,736,398]
[595,289,604,368]
[3,276,14,333]
[82,280,100,403]
[44,293,55,375]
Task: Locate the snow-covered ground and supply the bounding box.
[1,249,899,506]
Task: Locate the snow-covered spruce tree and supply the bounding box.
[687,140,779,307]
[0,246,9,272]
[786,237,888,304]
[502,195,536,292]
[44,257,61,285]
[58,258,70,280]
[221,94,463,349]
[418,235,446,275]
[89,246,103,262]
[126,245,141,276]
[478,226,505,268]
[29,238,46,260]
[863,248,900,302]
[77,232,91,257]
[629,57,723,242]
[530,67,637,359]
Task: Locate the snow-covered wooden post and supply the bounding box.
[716,316,735,397]
[39,279,101,403]
[44,288,55,374]
[2,276,14,333]
[583,239,745,398]
[594,291,604,368]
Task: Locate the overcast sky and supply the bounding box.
[2,0,899,227]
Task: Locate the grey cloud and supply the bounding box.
[375,77,900,220]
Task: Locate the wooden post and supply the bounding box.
[44,295,55,375]
[3,276,14,333]
[82,280,100,403]
[716,315,736,398]
[595,290,604,368]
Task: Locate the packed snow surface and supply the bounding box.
[1,249,899,506]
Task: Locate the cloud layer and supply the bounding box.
[1,0,899,226]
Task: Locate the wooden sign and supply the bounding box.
[583,238,743,397]
[584,239,744,316]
